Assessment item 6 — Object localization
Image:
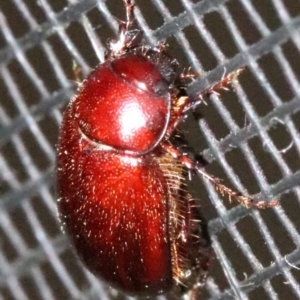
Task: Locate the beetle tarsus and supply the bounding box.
[205,68,244,95]
[123,0,134,31]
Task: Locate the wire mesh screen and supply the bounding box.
[1,0,300,299]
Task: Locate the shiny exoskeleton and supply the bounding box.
[57,0,278,297]
[58,43,211,295]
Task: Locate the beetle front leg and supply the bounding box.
[167,69,244,136]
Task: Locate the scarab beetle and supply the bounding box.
[57,0,278,297]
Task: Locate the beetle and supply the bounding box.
[57,0,278,297]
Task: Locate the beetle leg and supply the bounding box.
[123,0,134,32]
[180,67,200,81]
[167,69,243,136]
[180,68,243,114]
[184,68,244,113]
[106,0,138,58]
[161,142,279,209]
[204,68,243,95]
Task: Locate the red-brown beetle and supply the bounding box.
[57,0,278,297]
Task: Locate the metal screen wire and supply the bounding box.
[1,0,300,299]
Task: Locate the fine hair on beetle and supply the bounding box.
[57,0,279,298]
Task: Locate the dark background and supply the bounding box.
[0,0,300,299]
